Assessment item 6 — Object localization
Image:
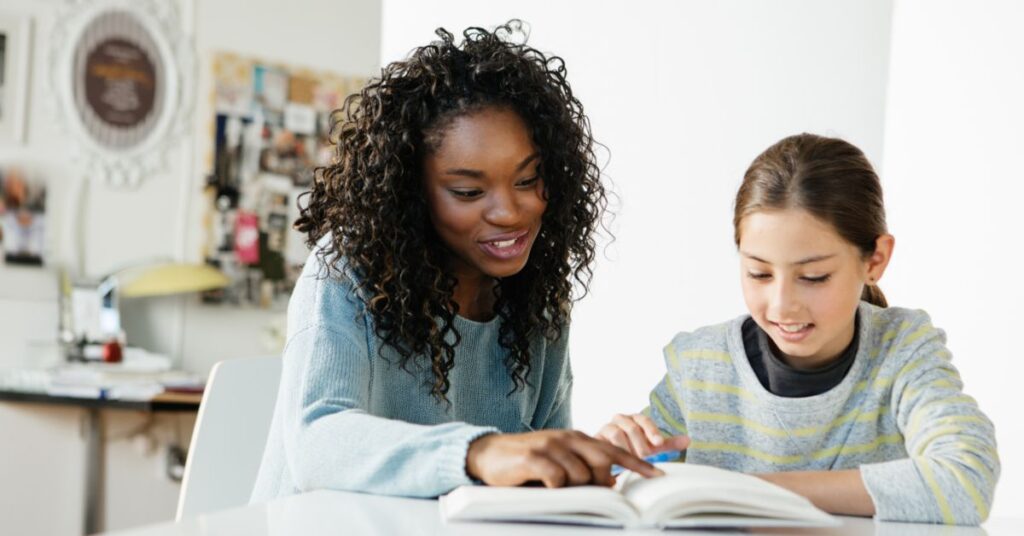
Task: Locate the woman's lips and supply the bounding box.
[479,230,530,260]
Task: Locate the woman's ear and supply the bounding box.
[865,234,895,284]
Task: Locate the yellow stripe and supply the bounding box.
[952,449,997,486]
[881,321,910,343]
[895,324,935,350]
[904,377,960,399]
[689,433,903,466]
[663,376,687,414]
[686,405,889,438]
[650,392,687,435]
[688,441,805,465]
[909,395,978,434]
[917,458,957,524]
[678,349,732,362]
[814,433,904,460]
[894,356,930,383]
[665,344,682,370]
[935,458,989,521]
[909,419,986,452]
[682,379,755,400]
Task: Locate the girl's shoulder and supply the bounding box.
[663,317,742,362]
[860,302,946,350]
[859,302,953,376]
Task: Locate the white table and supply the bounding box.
[100,489,1019,536]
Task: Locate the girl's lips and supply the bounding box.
[773,322,815,343]
[479,230,531,260]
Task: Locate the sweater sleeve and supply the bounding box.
[542,356,573,430]
[279,321,498,498]
[860,323,999,525]
[640,338,691,439]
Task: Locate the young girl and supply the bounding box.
[597,133,999,525]
[250,22,658,502]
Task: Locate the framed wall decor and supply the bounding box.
[48,0,194,187]
[0,11,32,144]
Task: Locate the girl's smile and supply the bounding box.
[738,208,892,369]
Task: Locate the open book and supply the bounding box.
[440,463,839,529]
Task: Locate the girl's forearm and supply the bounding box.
[755,469,876,517]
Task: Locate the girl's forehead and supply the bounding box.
[738,208,856,263]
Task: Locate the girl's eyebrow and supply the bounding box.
[443,152,540,179]
[741,252,836,265]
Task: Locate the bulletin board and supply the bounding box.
[200,52,364,307]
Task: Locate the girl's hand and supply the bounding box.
[595,413,690,457]
[465,430,663,488]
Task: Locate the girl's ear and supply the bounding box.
[865,234,895,284]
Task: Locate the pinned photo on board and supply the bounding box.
[0,167,46,266]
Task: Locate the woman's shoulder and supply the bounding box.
[288,242,369,337]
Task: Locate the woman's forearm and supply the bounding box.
[755,469,876,517]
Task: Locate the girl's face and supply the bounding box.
[422,106,547,282]
[738,208,893,369]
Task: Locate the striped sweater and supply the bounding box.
[643,301,999,525]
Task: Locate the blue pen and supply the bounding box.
[610,449,681,476]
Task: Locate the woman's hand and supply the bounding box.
[466,430,663,488]
[596,413,690,457]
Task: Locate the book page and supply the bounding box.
[616,463,835,526]
[441,484,640,525]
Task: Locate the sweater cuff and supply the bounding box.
[435,425,500,493]
[861,458,937,523]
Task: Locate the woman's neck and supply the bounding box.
[451,271,498,322]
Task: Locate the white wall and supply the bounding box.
[882,0,1024,520]
[381,0,892,448]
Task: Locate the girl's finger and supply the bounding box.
[635,414,668,447]
[612,414,656,456]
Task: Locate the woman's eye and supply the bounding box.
[747,272,771,280]
[449,189,482,199]
[801,274,832,284]
[516,176,540,188]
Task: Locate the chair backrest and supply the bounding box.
[175,356,282,521]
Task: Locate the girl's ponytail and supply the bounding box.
[861,284,888,308]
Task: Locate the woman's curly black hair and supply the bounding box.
[295,20,608,402]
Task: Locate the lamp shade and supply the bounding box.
[116,263,230,298]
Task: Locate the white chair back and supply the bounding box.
[175,356,281,521]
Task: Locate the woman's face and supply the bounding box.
[422,106,547,282]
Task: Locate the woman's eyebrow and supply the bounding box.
[516,152,540,171]
[443,152,540,179]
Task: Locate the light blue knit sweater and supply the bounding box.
[250,252,573,501]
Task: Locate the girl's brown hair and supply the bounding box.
[733,133,888,307]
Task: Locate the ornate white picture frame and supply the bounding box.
[0,11,32,144]
[48,0,194,187]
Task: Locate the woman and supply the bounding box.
[251,21,659,501]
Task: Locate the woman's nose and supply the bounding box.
[484,188,520,226]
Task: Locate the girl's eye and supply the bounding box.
[449,189,482,199]
[516,176,540,188]
[801,274,832,284]
[747,272,771,280]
